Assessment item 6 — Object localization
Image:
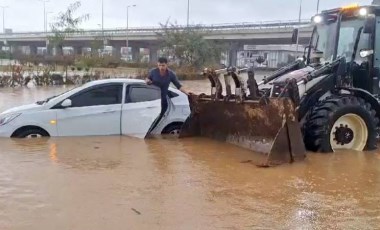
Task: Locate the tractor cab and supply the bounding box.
[306,3,380,95]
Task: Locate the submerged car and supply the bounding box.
[0,79,191,138]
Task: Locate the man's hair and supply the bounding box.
[158,57,168,64]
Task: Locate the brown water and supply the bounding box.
[1,83,380,230]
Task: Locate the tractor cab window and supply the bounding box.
[311,18,370,65]
[337,19,370,64]
[311,23,337,64]
[338,18,372,92]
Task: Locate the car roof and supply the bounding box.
[82,78,182,93]
[84,78,146,86]
[44,77,185,107]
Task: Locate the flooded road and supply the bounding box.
[1,83,380,229]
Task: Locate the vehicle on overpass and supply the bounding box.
[0,79,190,138]
[180,2,380,166]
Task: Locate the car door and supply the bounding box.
[121,84,162,138]
[55,83,123,137]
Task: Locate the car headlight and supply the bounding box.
[0,113,21,126]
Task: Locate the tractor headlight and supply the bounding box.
[0,113,21,126]
[313,15,323,24]
[359,8,368,16]
[359,49,374,58]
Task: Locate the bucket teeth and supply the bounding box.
[204,68,223,100]
[180,67,306,167]
[247,68,261,100]
[223,70,232,102]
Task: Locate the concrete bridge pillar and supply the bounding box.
[10,45,20,54]
[132,46,140,62]
[73,46,83,55]
[103,39,109,48]
[113,45,121,58]
[149,47,158,63]
[29,45,38,55]
[46,45,53,56]
[228,42,240,67]
[228,49,238,67]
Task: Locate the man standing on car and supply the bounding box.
[146,57,191,116]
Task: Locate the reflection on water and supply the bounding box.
[0,84,380,229]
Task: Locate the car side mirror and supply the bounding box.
[359,49,374,58]
[61,99,72,108]
[364,14,376,34]
[291,28,299,44]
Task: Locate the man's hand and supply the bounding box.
[145,78,152,85]
[179,87,192,96]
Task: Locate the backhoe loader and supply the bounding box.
[180,2,380,167]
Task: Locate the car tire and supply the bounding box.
[162,123,183,136]
[16,128,49,138]
[304,95,378,152]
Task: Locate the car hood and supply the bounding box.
[1,103,45,115]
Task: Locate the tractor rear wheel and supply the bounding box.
[304,95,378,152]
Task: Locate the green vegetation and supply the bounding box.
[156,20,225,69]
[48,1,89,55]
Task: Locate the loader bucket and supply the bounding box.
[179,94,306,167]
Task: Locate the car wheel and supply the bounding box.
[162,124,183,136]
[16,128,49,138]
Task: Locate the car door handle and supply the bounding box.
[102,110,117,114]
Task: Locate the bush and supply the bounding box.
[119,62,153,69]
[75,55,122,68]
[173,66,202,80]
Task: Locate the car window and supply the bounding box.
[127,86,161,103]
[70,84,123,107]
[168,90,179,98]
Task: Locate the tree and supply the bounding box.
[48,1,89,55]
[156,20,225,68]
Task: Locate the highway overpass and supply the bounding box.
[0,19,314,65]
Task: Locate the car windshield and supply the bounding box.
[36,84,84,105]
[310,17,368,63]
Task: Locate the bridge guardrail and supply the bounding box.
[0,19,312,39]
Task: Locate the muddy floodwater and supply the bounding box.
[1,81,380,230]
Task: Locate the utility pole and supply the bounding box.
[296,0,302,53]
[317,0,320,14]
[0,6,8,33]
[102,0,104,51]
[187,0,190,28]
[45,11,52,51]
[39,0,49,33]
[126,4,136,61]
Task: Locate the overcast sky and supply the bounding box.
[1,0,373,32]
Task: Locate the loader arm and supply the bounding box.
[259,59,305,85]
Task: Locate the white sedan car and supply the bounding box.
[0,79,191,138]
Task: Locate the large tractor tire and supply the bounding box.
[304,95,378,153]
